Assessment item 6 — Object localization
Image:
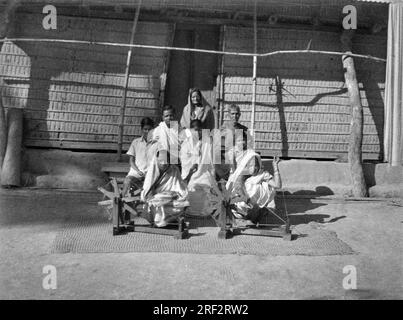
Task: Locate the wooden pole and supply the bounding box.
[250,0,257,149]
[0,0,19,177]
[341,30,368,197]
[216,25,225,128]
[1,108,23,187]
[117,0,142,161]
[0,79,6,173]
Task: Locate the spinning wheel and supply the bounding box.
[215,181,292,241]
[97,178,189,239]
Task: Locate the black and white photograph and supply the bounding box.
[0,0,402,304]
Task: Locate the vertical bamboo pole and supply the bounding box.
[341,30,368,197]
[117,0,142,161]
[219,25,226,127]
[0,79,6,173]
[250,0,258,149]
[216,25,225,129]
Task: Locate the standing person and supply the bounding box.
[221,104,253,167]
[122,117,154,196]
[148,105,180,164]
[180,88,215,130]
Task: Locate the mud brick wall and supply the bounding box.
[0,13,173,150]
[222,26,386,160]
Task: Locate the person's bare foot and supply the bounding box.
[233,218,255,228]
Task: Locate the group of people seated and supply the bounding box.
[122,88,282,228]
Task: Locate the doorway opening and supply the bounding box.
[165,24,220,122]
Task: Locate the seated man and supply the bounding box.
[141,149,197,227]
[122,117,154,196]
[180,119,222,217]
[226,150,282,224]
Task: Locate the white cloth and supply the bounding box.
[149,121,180,164]
[179,129,222,217]
[126,136,149,177]
[141,155,189,227]
[226,150,276,218]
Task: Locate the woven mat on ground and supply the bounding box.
[51,215,354,256]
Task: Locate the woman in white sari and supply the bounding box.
[141,149,196,227]
[226,150,282,223]
[179,120,222,217]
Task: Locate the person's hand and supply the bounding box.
[189,164,198,174]
[137,170,145,178]
[272,155,281,169]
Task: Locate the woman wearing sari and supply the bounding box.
[226,150,282,223]
[179,119,222,217]
[180,88,215,130]
[141,149,196,227]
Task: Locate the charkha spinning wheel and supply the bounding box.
[214,181,292,240]
[97,178,189,239]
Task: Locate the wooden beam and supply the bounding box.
[111,178,120,197]
[341,30,368,197]
[123,203,138,216]
[97,187,115,200]
[98,199,113,206]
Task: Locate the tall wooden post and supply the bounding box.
[0,79,6,173]
[0,0,19,177]
[341,30,368,197]
[1,108,23,187]
[117,0,142,161]
[250,0,258,149]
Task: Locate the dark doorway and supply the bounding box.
[165,24,220,121]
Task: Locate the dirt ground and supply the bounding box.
[0,188,402,300]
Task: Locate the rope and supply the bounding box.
[0,38,387,63]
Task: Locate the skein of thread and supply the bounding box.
[1,108,22,187]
